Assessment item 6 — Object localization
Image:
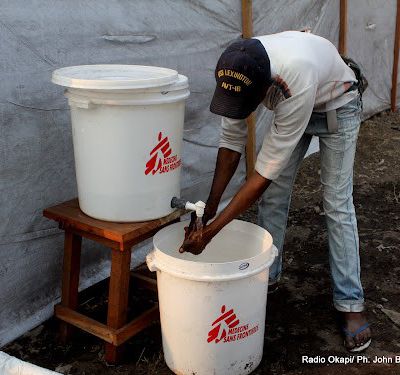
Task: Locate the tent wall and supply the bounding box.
[0,0,398,346]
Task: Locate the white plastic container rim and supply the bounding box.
[147,220,278,282]
[63,74,190,108]
[0,351,60,375]
[52,64,179,90]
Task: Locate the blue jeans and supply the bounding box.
[258,95,364,312]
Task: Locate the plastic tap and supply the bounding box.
[171,197,206,218]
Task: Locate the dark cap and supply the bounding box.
[210,38,271,119]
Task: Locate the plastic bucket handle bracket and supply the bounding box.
[146,252,157,272]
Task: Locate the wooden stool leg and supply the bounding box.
[59,231,82,343]
[105,248,132,364]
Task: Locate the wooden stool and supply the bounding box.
[43,199,184,364]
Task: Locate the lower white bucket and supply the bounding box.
[147,220,277,375]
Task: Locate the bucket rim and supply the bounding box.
[66,74,189,94]
[154,220,273,264]
[64,75,190,107]
[148,249,276,282]
[148,220,278,282]
[52,64,179,90]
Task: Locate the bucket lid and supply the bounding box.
[160,74,188,92]
[52,64,179,90]
[64,74,190,108]
[147,220,278,282]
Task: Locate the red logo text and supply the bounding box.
[145,132,181,175]
[207,305,259,344]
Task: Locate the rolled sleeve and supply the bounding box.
[255,84,318,180]
[219,116,247,154]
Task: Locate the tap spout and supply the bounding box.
[171,197,206,217]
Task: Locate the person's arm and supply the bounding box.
[181,82,318,254]
[180,171,270,254]
[208,171,270,234]
[206,116,248,216]
[209,84,317,231]
[187,116,247,230]
[186,147,241,234]
[203,147,241,223]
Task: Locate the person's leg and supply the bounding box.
[318,95,371,350]
[258,133,312,285]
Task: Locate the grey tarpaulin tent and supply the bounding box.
[0,0,399,346]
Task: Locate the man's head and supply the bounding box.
[210,38,271,119]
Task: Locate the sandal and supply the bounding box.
[343,323,371,352]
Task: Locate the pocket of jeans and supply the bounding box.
[337,96,362,120]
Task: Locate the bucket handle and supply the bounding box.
[146,251,157,272]
[65,90,94,109]
[67,98,94,109]
[272,245,278,258]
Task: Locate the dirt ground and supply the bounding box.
[3,111,400,374]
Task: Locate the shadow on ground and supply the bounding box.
[3,111,400,374]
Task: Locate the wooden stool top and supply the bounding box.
[43,198,185,250]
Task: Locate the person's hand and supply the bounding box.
[179,225,213,255]
[180,198,218,254]
[185,200,218,239]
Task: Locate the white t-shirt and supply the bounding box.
[219,31,358,180]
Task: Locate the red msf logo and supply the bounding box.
[145,132,172,175]
[145,132,181,175]
[207,305,240,344]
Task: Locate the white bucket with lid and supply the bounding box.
[52,65,190,222]
[146,220,278,375]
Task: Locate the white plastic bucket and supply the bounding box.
[52,65,190,222]
[0,351,60,375]
[147,220,278,375]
